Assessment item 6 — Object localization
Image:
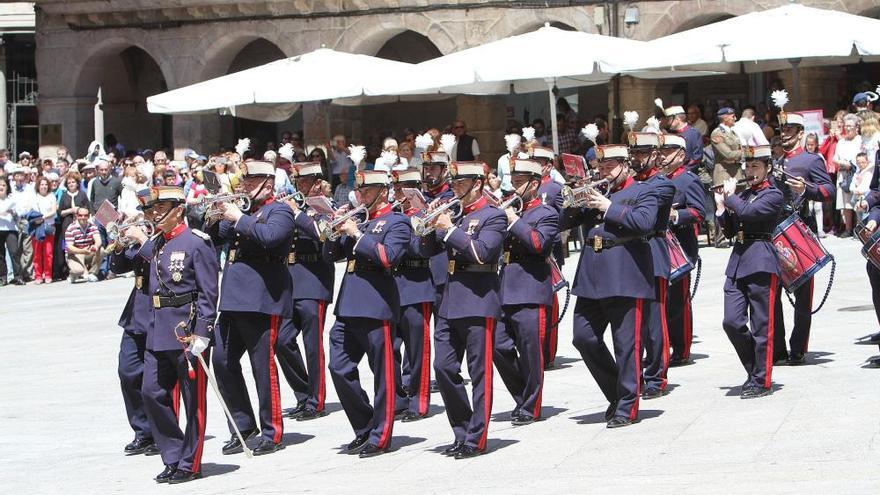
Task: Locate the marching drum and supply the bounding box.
[855,220,872,245]
[861,229,880,270]
[772,213,833,292]
[665,231,694,283]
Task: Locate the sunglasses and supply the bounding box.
[453,125,464,129]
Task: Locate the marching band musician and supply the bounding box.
[493,158,559,425]
[422,150,456,309]
[323,170,411,458]
[136,186,219,483]
[628,132,676,399]
[718,145,784,399]
[110,190,159,456]
[771,111,835,365]
[661,134,707,366]
[857,199,880,365]
[277,162,335,421]
[390,168,437,421]
[559,144,660,428]
[213,160,296,456]
[431,161,507,458]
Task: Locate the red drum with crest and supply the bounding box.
[861,229,880,271]
[665,230,694,283]
[772,213,833,291]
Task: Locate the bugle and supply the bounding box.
[108,219,156,246]
[320,204,368,241]
[560,179,609,209]
[411,199,461,237]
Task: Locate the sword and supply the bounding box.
[188,336,253,458]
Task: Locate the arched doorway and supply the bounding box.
[219,38,297,155]
[76,45,171,154]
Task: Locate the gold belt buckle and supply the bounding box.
[288,252,296,264]
[347,259,356,273]
[502,251,510,264]
[152,295,161,308]
[736,231,745,243]
[447,260,456,275]
[135,276,143,290]
[592,236,603,253]
[228,249,237,263]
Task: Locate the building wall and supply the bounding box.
[32,0,880,160]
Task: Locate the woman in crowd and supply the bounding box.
[832,113,863,238]
[33,176,58,284]
[307,147,330,182]
[55,171,89,281]
[851,152,874,222]
[118,163,144,217]
[208,156,233,193]
[0,178,22,285]
[805,133,827,238]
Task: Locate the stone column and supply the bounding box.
[455,94,506,167]
[0,70,6,150]
[302,101,331,146]
[172,114,220,159]
[616,76,662,136]
[38,96,97,157]
[777,66,845,115]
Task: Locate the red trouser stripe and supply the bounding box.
[534,305,546,418]
[479,318,495,451]
[317,300,327,411]
[419,302,432,416]
[378,321,395,449]
[192,360,207,473]
[766,275,778,389]
[631,299,644,421]
[268,315,283,444]
[658,279,670,390]
[682,274,693,360]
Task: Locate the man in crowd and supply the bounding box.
[328,135,354,190]
[64,206,102,283]
[10,165,35,281]
[662,102,704,172]
[450,120,481,162]
[687,104,709,136]
[734,107,770,147]
[711,107,744,247]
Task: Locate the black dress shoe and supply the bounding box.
[544,360,556,370]
[641,387,664,400]
[865,356,880,368]
[454,445,484,459]
[297,408,328,421]
[11,278,25,286]
[345,434,370,454]
[154,465,176,483]
[253,439,285,456]
[855,332,880,345]
[400,411,424,422]
[511,415,539,426]
[787,352,806,365]
[124,437,155,455]
[284,403,307,418]
[604,401,619,422]
[442,441,465,456]
[606,416,636,428]
[144,443,161,456]
[741,386,771,399]
[669,357,691,367]
[358,443,386,458]
[168,469,201,484]
[773,351,790,364]
[430,380,440,393]
[221,428,259,455]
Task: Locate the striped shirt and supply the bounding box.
[65,221,99,250]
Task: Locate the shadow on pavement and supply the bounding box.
[720,383,786,397]
[546,356,580,371]
[201,463,240,478]
[570,409,664,425]
[486,438,519,453]
[388,436,427,452]
[281,432,315,446]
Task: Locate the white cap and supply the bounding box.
[595,144,629,160]
[660,134,686,148]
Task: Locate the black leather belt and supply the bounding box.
[448,261,499,274]
[288,252,321,264]
[346,259,392,274]
[228,249,285,264]
[502,252,545,265]
[401,258,431,269]
[152,292,194,309]
[735,231,772,243]
[586,236,648,253]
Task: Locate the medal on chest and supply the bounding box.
[466,218,480,235]
[169,251,185,283]
[371,220,386,234]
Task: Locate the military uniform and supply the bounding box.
[710,123,744,185]
[769,113,835,363]
[493,159,559,423]
[559,145,659,427]
[139,187,219,483]
[213,161,296,454]
[324,171,411,456]
[434,162,507,456]
[719,153,784,397]
[277,163,335,419]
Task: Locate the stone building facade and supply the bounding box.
[33,0,880,161]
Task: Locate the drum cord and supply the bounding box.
[689,256,702,299]
[548,283,571,331]
[784,257,835,315]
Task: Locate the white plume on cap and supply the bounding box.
[504,134,521,154]
[623,111,639,130]
[867,90,880,103]
[278,143,294,162]
[644,116,661,134]
[440,134,456,154]
[581,123,599,142]
[348,145,366,165]
[235,138,250,156]
[414,132,434,151]
[654,98,664,110]
[517,151,530,159]
[771,90,789,110]
[373,150,398,172]
[522,126,536,142]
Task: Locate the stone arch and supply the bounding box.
[189,28,291,84]
[504,13,595,38]
[73,35,175,96]
[644,6,741,39]
[336,14,458,56]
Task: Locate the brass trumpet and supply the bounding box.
[107,219,155,246]
[276,190,306,209]
[200,193,253,223]
[561,179,609,209]
[320,204,368,242]
[411,199,461,237]
[498,194,523,214]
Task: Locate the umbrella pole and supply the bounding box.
[546,78,559,154]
